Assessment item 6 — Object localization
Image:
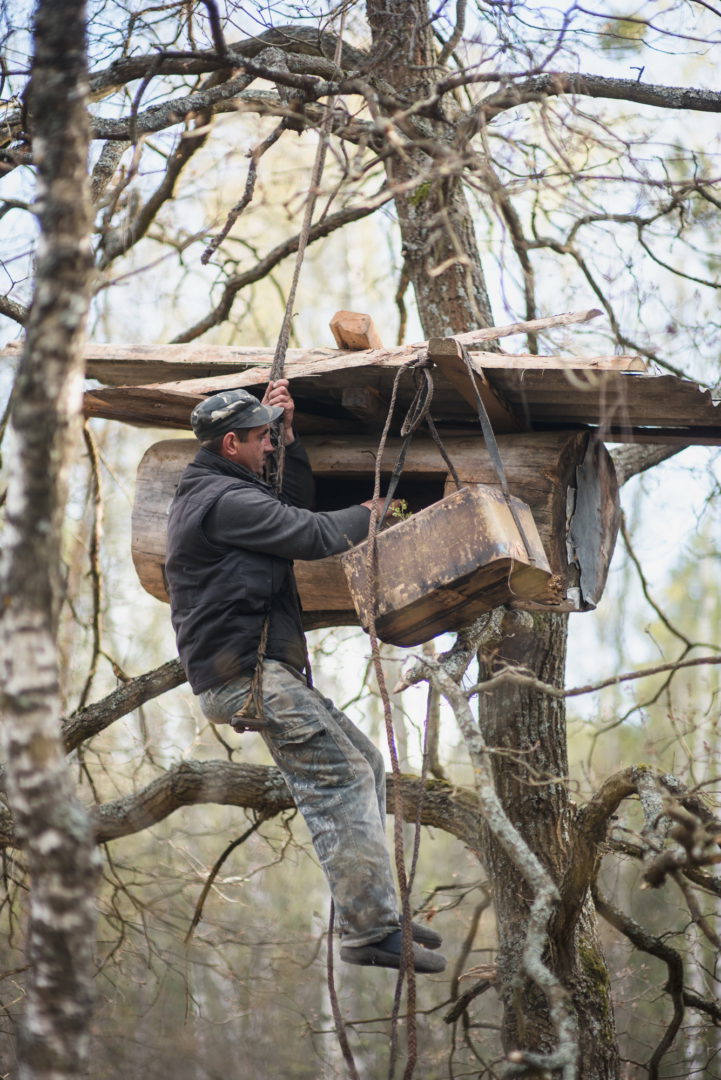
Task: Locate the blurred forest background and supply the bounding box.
[1,1,721,1078]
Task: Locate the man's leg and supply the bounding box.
[258,662,400,947]
[199,662,445,969]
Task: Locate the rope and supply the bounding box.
[236,13,365,1070]
[327,901,361,1080]
[363,363,419,1078]
[237,11,345,727]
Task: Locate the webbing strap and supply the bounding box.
[457,343,537,562]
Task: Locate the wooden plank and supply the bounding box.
[0,335,648,389]
[468,351,646,372]
[454,307,604,346]
[79,346,720,442]
[85,386,200,428]
[330,311,384,350]
[428,336,526,433]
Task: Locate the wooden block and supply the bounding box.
[427,336,526,434]
[330,310,384,350]
[341,385,389,426]
[294,555,354,612]
[340,487,552,647]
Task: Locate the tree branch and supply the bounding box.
[593,883,685,1079]
[465,654,721,702]
[171,192,391,342]
[474,73,721,126]
[611,443,682,485]
[0,762,483,853]
[61,658,186,753]
[87,26,368,101]
[0,294,28,326]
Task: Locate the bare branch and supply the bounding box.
[87,26,368,101]
[0,765,484,852]
[474,73,721,126]
[465,654,721,702]
[89,71,254,141]
[611,443,684,485]
[171,193,391,342]
[61,658,186,753]
[593,883,685,1079]
[0,294,28,326]
[396,607,532,692]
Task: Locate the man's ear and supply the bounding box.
[220,430,238,458]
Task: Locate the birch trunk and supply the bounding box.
[0,1,100,1077]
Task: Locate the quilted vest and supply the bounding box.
[165,450,307,694]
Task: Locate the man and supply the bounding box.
[165,381,446,974]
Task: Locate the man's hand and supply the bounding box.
[361,497,404,521]
[263,379,295,443]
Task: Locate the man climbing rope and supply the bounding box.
[165,380,446,975]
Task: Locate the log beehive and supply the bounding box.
[131,429,619,627]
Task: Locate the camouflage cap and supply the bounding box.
[190,389,283,441]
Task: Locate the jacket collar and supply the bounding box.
[193,445,273,491]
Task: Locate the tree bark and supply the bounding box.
[365,0,495,335]
[477,615,620,1075]
[0,2,100,1077]
[365,3,620,1074]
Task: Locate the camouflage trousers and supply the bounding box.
[199,659,401,947]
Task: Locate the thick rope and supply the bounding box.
[327,901,361,1080]
[250,15,365,1072]
[241,12,345,719]
[363,363,419,1078]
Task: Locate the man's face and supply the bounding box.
[224,425,274,475]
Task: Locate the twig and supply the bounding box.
[465,654,721,702]
[185,815,268,942]
[201,121,285,263]
[61,658,186,753]
[452,307,602,346]
[593,883,684,1080]
[199,0,228,61]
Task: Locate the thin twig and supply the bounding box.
[184,815,269,943]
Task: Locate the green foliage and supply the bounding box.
[597,16,648,55]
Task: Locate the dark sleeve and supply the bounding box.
[205,483,371,561]
[279,436,315,510]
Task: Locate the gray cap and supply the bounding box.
[190,389,283,441]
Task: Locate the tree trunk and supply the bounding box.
[365,0,495,335]
[365,3,620,1074]
[477,614,620,1076]
[0,2,100,1077]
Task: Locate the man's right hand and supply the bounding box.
[361,497,404,521]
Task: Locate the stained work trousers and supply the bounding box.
[199,659,401,946]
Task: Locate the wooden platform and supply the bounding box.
[66,345,721,445]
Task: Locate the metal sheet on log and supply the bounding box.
[568,437,620,608]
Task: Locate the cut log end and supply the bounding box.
[330,310,384,351]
